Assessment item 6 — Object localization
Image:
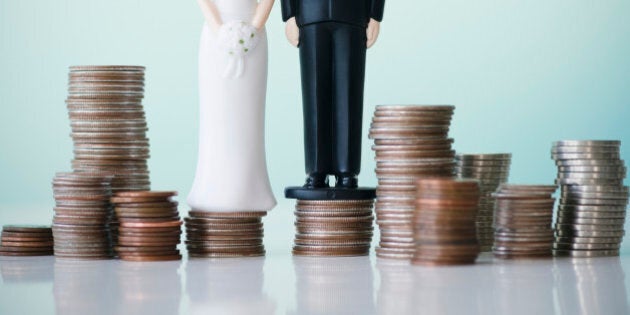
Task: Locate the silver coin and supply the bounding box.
[553,249,619,257]
[558,204,627,212]
[561,185,628,193]
[555,230,625,237]
[552,140,621,147]
[555,223,625,231]
[556,172,625,180]
[555,160,625,167]
[552,147,620,154]
[560,191,629,200]
[558,165,627,173]
[552,152,620,160]
[455,153,512,160]
[553,242,620,250]
[560,198,628,206]
[455,160,511,167]
[556,211,626,220]
[555,178,623,186]
[555,217,626,225]
[554,236,623,244]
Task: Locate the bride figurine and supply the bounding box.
[188,0,277,212]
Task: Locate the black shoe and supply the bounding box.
[303,174,329,189]
[335,174,358,189]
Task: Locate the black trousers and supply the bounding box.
[299,22,367,178]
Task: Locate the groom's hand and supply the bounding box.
[367,18,380,48]
[285,17,299,47]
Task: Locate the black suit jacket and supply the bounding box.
[281,0,385,27]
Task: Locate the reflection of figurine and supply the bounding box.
[188,0,277,212]
[282,0,385,189]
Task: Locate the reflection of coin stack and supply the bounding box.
[555,258,630,314]
[291,257,375,315]
[185,211,267,258]
[66,65,151,245]
[412,179,480,266]
[54,259,118,315]
[52,173,114,259]
[292,200,374,256]
[369,105,456,260]
[551,140,628,257]
[0,226,53,257]
[112,191,182,261]
[186,258,276,314]
[492,184,557,259]
[118,261,182,314]
[456,154,512,251]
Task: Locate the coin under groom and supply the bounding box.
[282,0,385,199]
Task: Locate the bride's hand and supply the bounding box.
[285,17,299,47]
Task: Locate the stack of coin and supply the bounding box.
[66,65,151,193]
[456,153,512,251]
[411,178,479,265]
[0,225,54,256]
[412,179,480,266]
[368,105,456,259]
[551,140,628,258]
[292,200,374,256]
[52,172,114,259]
[185,211,267,258]
[492,184,557,259]
[111,191,182,261]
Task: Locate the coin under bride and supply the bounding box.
[186,0,276,258]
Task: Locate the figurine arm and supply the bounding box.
[280,0,297,22]
[370,0,385,22]
[197,0,223,32]
[366,18,380,48]
[251,0,275,29]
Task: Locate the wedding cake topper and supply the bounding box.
[282,0,385,199]
[188,0,277,211]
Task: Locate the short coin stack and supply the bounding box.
[369,105,456,260]
[185,211,267,258]
[492,184,557,259]
[551,140,628,258]
[66,65,151,193]
[0,225,54,256]
[412,179,480,266]
[52,173,114,259]
[456,153,512,251]
[292,200,374,257]
[111,191,182,261]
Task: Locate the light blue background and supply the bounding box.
[1,0,629,253]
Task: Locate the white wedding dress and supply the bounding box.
[188,0,276,212]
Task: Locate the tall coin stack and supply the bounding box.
[185,211,267,258]
[292,200,374,257]
[52,172,114,259]
[66,65,152,246]
[456,154,512,251]
[492,184,557,259]
[369,105,456,259]
[112,191,182,261]
[412,179,481,266]
[67,65,151,192]
[551,140,628,258]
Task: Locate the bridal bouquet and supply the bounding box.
[217,21,260,78]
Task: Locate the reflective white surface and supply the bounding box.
[1,253,629,314]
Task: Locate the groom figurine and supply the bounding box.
[282,0,385,191]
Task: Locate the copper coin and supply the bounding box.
[0,250,54,256]
[120,220,181,228]
[188,251,266,258]
[189,211,267,218]
[2,225,52,233]
[1,240,54,248]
